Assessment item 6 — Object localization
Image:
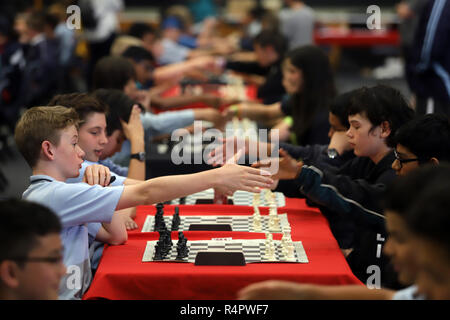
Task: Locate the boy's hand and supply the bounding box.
[328,131,353,155]
[251,148,303,181]
[207,136,249,166]
[120,104,144,143]
[122,215,138,230]
[83,164,112,187]
[214,150,274,195]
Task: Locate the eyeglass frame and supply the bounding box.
[393,149,422,168]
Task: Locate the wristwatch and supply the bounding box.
[327,148,339,159]
[130,152,146,162]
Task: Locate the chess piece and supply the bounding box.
[176,232,189,260]
[154,203,167,232]
[252,192,260,207]
[252,210,262,232]
[263,233,276,261]
[171,207,181,231]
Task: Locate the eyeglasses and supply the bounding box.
[393,149,421,168]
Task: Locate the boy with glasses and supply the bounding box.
[391,113,450,175]
[0,198,66,300]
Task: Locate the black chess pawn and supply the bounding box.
[153,243,163,260]
[176,238,189,260]
[154,212,168,232]
[171,207,181,231]
[156,203,164,212]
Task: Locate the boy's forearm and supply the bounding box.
[309,285,395,300]
[128,136,146,181]
[100,213,128,245]
[118,169,220,210]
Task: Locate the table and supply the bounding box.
[83,199,362,300]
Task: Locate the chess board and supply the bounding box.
[142,239,309,264]
[141,213,291,233]
[169,189,286,207]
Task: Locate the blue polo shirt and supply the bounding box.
[22,175,124,300]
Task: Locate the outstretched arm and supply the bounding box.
[115,163,273,210]
[238,280,395,300]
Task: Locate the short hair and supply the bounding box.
[347,85,415,147]
[14,106,79,168]
[93,56,137,91]
[402,165,450,259]
[253,30,287,58]
[329,90,357,129]
[0,198,61,268]
[92,89,143,136]
[393,114,450,163]
[128,22,155,39]
[48,93,109,125]
[122,45,155,64]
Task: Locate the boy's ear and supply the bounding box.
[380,121,391,138]
[41,140,56,160]
[0,261,20,289]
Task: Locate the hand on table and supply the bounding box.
[122,215,138,231]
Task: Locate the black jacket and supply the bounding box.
[289,151,403,288]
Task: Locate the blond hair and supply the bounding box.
[14,106,79,168]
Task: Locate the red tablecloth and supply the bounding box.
[83,199,362,300]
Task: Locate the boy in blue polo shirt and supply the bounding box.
[15,106,273,299]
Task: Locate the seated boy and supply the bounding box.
[238,164,450,300]
[406,166,450,300]
[0,198,66,300]
[48,92,145,184]
[15,106,273,299]
[391,113,450,175]
[251,85,415,287]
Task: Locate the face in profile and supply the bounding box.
[282,58,303,95]
[383,211,418,285]
[77,112,108,163]
[100,129,125,160]
[346,113,386,159]
[391,144,421,176]
[7,233,66,300]
[52,125,85,178]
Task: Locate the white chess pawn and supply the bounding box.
[282,230,292,243]
[252,209,262,232]
[269,204,277,216]
[286,244,296,261]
